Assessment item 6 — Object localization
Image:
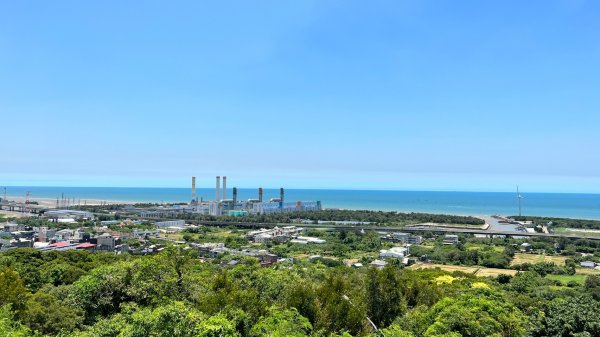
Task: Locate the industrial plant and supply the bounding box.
[143,176,322,217]
[199,176,322,216]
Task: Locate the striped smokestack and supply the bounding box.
[258,187,263,203]
[223,176,227,200]
[233,187,237,205]
[216,176,220,201]
[280,187,285,203]
[191,176,196,203]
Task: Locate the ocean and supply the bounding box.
[4,186,600,220]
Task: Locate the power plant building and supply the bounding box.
[190,176,322,216]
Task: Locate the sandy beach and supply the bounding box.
[4,196,129,208]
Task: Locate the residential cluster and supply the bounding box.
[245,226,326,244]
[0,214,197,253]
[0,222,123,253]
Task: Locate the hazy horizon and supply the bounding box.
[3,183,600,195]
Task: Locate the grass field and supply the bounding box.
[409,263,517,277]
[554,228,600,238]
[510,253,567,266]
[575,268,600,275]
[475,268,518,277]
[546,274,587,285]
[410,263,478,273]
[465,243,505,253]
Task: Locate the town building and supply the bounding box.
[580,261,597,269]
[370,259,388,269]
[520,242,532,252]
[443,235,459,245]
[44,209,94,220]
[96,233,116,252]
[246,226,304,244]
[155,220,186,229]
[289,236,326,244]
[380,246,409,259]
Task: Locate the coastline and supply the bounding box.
[3,188,600,220]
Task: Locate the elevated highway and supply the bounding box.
[133,216,600,241]
[0,201,48,214]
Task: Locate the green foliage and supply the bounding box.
[20,290,83,335]
[513,216,600,230]
[68,262,132,322]
[532,296,600,337]
[175,209,484,226]
[197,313,240,337]
[378,325,415,337]
[0,267,28,312]
[249,306,312,337]
[121,302,205,337]
[420,290,527,337]
[0,305,38,337]
[314,272,368,335]
[367,266,407,328]
[1,235,600,337]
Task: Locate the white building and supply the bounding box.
[290,236,326,244]
[45,209,94,220]
[379,246,409,259]
[370,259,388,269]
[155,220,185,229]
[247,226,304,243]
[132,230,160,239]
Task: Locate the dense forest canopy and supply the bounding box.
[1,247,599,337]
[71,207,485,226]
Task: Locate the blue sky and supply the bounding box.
[1,1,599,192]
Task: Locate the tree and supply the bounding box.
[421,290,527,337]
[19,291,83,335]
[315,273,367,335]
[532,296,600,337]
[378,324,415,337]
[286,281,318,325]
[68,262,132,322]
[123,301,206,337]
[197,313,240,337]
[367,266,406,328]
[0,267,28,312]
[249,306,312,337]
[0,305,37,337]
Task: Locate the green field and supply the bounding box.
[546,274,587,285]
[465,243,504,252]
[511,253,567,266]
[553,227,600,238]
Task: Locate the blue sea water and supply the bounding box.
[4,186,600,220]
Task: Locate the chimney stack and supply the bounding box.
[191,176,196,203]
[280,187,285,203]
[233,187,238,205]
[216,176,221,201]
[258,187,263,203]
[223,176,227,200]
